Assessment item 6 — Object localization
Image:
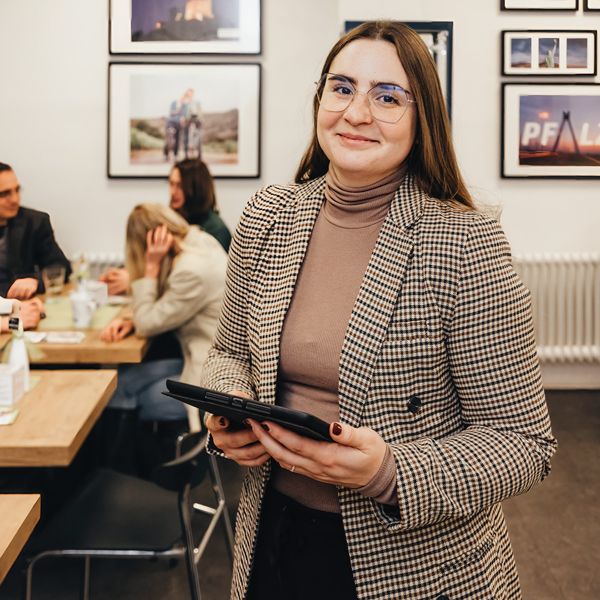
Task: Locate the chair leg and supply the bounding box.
[80,556,91,600]
[22,558,34,600]
[180,486,202,600]
[208,455,235,565]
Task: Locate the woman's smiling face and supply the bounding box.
[316,38,417,187]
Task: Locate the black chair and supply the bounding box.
[23,431,235,600]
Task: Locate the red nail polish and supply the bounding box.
[332,422,342,436]
[261,423,270,432]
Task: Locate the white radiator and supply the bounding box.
[513,253,600,364]
[79,252,124,281]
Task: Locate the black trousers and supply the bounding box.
[246,487,358,600]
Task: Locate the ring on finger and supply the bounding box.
[289,465,296,473]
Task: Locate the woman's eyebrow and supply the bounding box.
[372,80,404,88]
[328,73,404,88]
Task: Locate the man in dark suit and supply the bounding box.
[0,162,71,299]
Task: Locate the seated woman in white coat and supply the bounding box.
[101,203,227,432]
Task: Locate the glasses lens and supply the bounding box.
[367,84,409,124]
[318,74,354,113]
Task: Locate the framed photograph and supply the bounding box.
[109,0,261,55]
[584,0,600,9]
[502,83,600,178]
[108,62,261,179]
[501,0,578,9]
[502,31,597,76]
[344,21,453,117]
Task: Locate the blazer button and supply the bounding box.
[407,395,422,414]
[437,596,450,600]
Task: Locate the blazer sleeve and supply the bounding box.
[33,213,72,280]
[378,215,557,532]
[130,268,210,338]
[200,192,267,457]
[200,192,267,401]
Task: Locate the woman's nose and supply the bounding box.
[343,92,373,125]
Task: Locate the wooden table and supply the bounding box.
[26,331,147,365]
[0,294,148,364]
[0,494,40,583]
[0,370,117,467]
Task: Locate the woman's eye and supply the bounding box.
[333,85,353,96]
[375,93,400,105]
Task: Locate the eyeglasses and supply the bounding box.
[316,73,415,124]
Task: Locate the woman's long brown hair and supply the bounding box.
[173,158,218,224]
[295,21,474,209]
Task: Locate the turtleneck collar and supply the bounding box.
[323,165,407,229]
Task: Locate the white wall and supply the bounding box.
[0,0,338,256]
[340,0,600,253]
[0,0,599,257]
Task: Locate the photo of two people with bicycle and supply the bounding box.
[164,88,203,162]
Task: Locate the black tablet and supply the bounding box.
[163,380,333,443]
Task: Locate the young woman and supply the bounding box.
[203,21,557,600]
[100,160,230,296]
[169,158,232,252]
[101,203,227,431]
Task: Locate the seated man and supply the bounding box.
[0,162,71,299]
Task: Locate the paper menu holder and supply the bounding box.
[0,363,26,408]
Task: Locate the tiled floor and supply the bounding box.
[1,390,598,599]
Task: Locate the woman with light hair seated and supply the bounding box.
[101,203,227,441]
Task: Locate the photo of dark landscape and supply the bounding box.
[519,94,600,166]
[511,38,532,68]
[131,0,240,42]
[566,38,588,68]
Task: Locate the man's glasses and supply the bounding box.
[316,73,415,124]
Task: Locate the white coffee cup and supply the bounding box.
[85,280,108,307]
[70,292,97,329]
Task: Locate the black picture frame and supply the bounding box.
[501,0,579,10]
[107,62,261,179]
[583,0,600,10]
[501,30,597,76]
[109,0,262,55]
[501,82,600,179]
[344,21,453,118]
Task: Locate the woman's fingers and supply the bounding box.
[246,419,387,487]
[205,414,270,467]
[101,319,125,342]
[227,441,268,461]
[153,225,167,245]
[247,420,316,474]
[237,453,270,468]
[205,413,230,431]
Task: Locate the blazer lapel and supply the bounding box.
[338,175,427,427]
[257,177,326,405]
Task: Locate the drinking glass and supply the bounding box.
[42,265,66,302]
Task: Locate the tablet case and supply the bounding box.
[163,380,333,442]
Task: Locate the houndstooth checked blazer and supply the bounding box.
[202,174,557,600]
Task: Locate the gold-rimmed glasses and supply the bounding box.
[316,73,415,124]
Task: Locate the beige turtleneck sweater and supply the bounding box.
[271,166,406,513]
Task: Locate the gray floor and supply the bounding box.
[1,390,598,599]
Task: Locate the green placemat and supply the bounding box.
[39,297,122,331]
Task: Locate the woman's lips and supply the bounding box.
[337,132,377,145]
